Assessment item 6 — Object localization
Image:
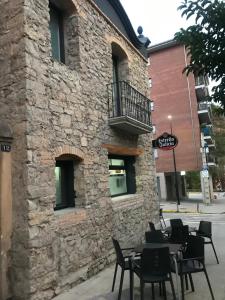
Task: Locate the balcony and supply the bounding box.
[206,154,217,167]
[198,102,212,124]
[107,81,152,135]
[202,126,215,146]
[195,75,209,102]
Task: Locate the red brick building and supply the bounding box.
[148,40,214,202]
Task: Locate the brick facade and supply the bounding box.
[149,43,202,173]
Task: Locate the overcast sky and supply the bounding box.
[120,0,193,45]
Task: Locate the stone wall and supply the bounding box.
[0,0,158,299]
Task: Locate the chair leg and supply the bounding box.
[159,282,162,296]
[180,274,185,300]
[169,274,176,300]
[185,274,189,290]
[162,216,166,227]
[130,268,133,300]
[112,263,118,292]
[118,269,124,300]
[162,281,167,300]
[204,268,215,300]
[188,274,195,292]
[140,280,144,300]
[151,283,155,300]
[210,239,219,264]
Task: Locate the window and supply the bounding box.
[109,155,136,197]
[54,160,75,210]
[49,4,65,63]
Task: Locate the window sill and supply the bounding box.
[111,194,144,210]
[54,207,87,226]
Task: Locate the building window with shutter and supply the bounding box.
[108,155,136,197]
[49,4,65,63]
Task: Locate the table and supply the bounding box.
[129,243,182,300]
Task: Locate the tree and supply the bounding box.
[174,0,225,110]
[211,106,225,190]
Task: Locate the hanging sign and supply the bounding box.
[152,132,178,151]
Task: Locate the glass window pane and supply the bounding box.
[49,7,61,61]
[55,166,62,206]
[109,169,127,196]
[109,159,125,167]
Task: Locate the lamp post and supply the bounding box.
[168,115,180,211]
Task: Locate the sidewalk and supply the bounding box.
[160,193,225,214]
[53,194,225,300]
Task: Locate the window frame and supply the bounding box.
[54,159,75,210]
[109,155,136,197]
[49,3,65,63]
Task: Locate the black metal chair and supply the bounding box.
[169,225,189,245]
[149,222,156,231]
[170,218,183,228]
[112,238,136,300]
[159,208,166,227]
[171,235,215,300]
[133,247,176,300]
[145,230,167,243]
[196,220,219,264]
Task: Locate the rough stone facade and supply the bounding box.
[0,0,158,299]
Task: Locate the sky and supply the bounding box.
[120,0,194,45]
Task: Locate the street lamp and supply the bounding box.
[168,115,180,211]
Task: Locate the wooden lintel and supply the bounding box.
[102,144,144,156]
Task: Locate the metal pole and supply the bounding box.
[169,119,180,211]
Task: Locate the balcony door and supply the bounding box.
[112,55,121,116]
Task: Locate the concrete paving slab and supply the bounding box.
[54,213,225,300]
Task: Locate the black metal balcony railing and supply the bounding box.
[107,81,152,127]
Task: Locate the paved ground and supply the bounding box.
[54,197,225,300]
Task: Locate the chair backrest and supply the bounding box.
[170,225,189,244]
[145,230,165,243]
[170,218,183,228]
[149,222,156,231]
[184,235,205,261]
[141,247,171,277]
[112,238,125,267]
[198,221,212,238]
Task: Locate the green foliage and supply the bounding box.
[186,171,201,191]
[175,0,225,110]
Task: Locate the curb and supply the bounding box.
[163,210,223,214]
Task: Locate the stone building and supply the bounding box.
[0,0,157,299]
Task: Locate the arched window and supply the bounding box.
[54,154,84,210]
[49,0,79,68]
[111,42,129,82]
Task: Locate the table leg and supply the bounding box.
[173,255,180,300]
[129,258,133,300]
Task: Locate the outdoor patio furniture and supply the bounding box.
[169,225,189,245]
[111,238,137,300]
[159,208,166,227]
[149,222,156,231]
[170,218,183,228]
[145,230,167,243]
[171,235,215,300]
[133,247,176,300]
[196,220,219,264]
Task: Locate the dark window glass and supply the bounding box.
[49,4,65,63]
[109,155,136,197]
[54,160,75,210]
